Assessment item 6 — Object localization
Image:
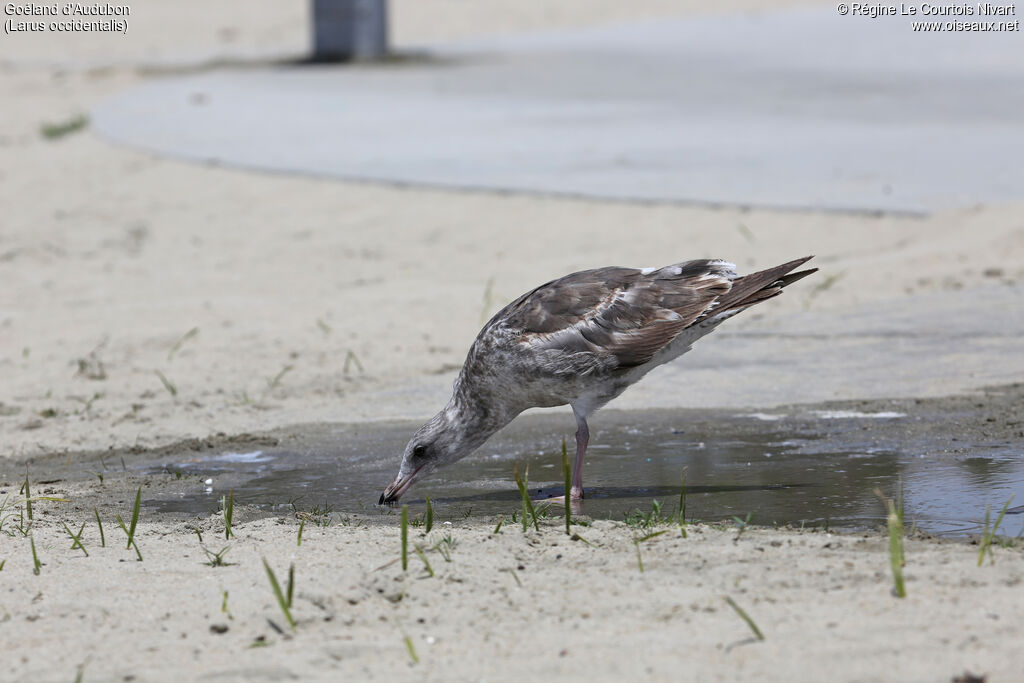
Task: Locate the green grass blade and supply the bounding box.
[22,474,33,521]
[117,512,143,561]
[990,496,1013,548]
[492,515,504,534]
[978,495,1015,566]
[977,504,992,567]
[224,489,235,540]
[154,369,177,396]
[561,437,571,535]
[513,465,540,532]
[40,113,88,139]
[570,532,594,547]
[725,596,765,641]
[167,326,199,361]
[62,521,89,557]
[414,545,435,577]
[202,545,232,567]
[733,512,754,540]
[896,477,905,565]
[515,465,528,531]
[678,469,687,524]
[425,496,434,534]
[266,364,293,390]
[632,532,644,573]
[126,486,141,550]
[297,518,305,546]
[404,635,419,664]
[287,563,295,608]
[992,495,1013,533]
[94,507,105,547]
[401,505,409,571]
[262,558,296,630]
[501,567,522,586]
[886,499,906,597]
[30,533,41,575]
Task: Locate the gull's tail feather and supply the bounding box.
[714,256,817,314]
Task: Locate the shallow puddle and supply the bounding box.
[143,406,1024,538]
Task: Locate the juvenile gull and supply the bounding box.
[380,256,816,504]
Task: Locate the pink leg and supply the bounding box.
[571,408,589,501]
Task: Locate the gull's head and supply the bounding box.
[379,411,466,505]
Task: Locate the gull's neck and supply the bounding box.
[440,371,520,456]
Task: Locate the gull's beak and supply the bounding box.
[378,465,424,505]
[378,477,402,505]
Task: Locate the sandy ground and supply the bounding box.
[2,486,1022,683]
[2,1,1024,681]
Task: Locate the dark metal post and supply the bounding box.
[312,0,388,62]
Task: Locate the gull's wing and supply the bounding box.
[496,260,730,368]
[493,256,815,370]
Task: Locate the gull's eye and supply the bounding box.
[412,444,427,460]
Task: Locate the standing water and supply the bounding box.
[143,399,1024,538]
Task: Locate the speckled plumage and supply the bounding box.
[380,256,816,504]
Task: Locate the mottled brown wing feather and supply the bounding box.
[502,268,636,334]
[500,260,736,369]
